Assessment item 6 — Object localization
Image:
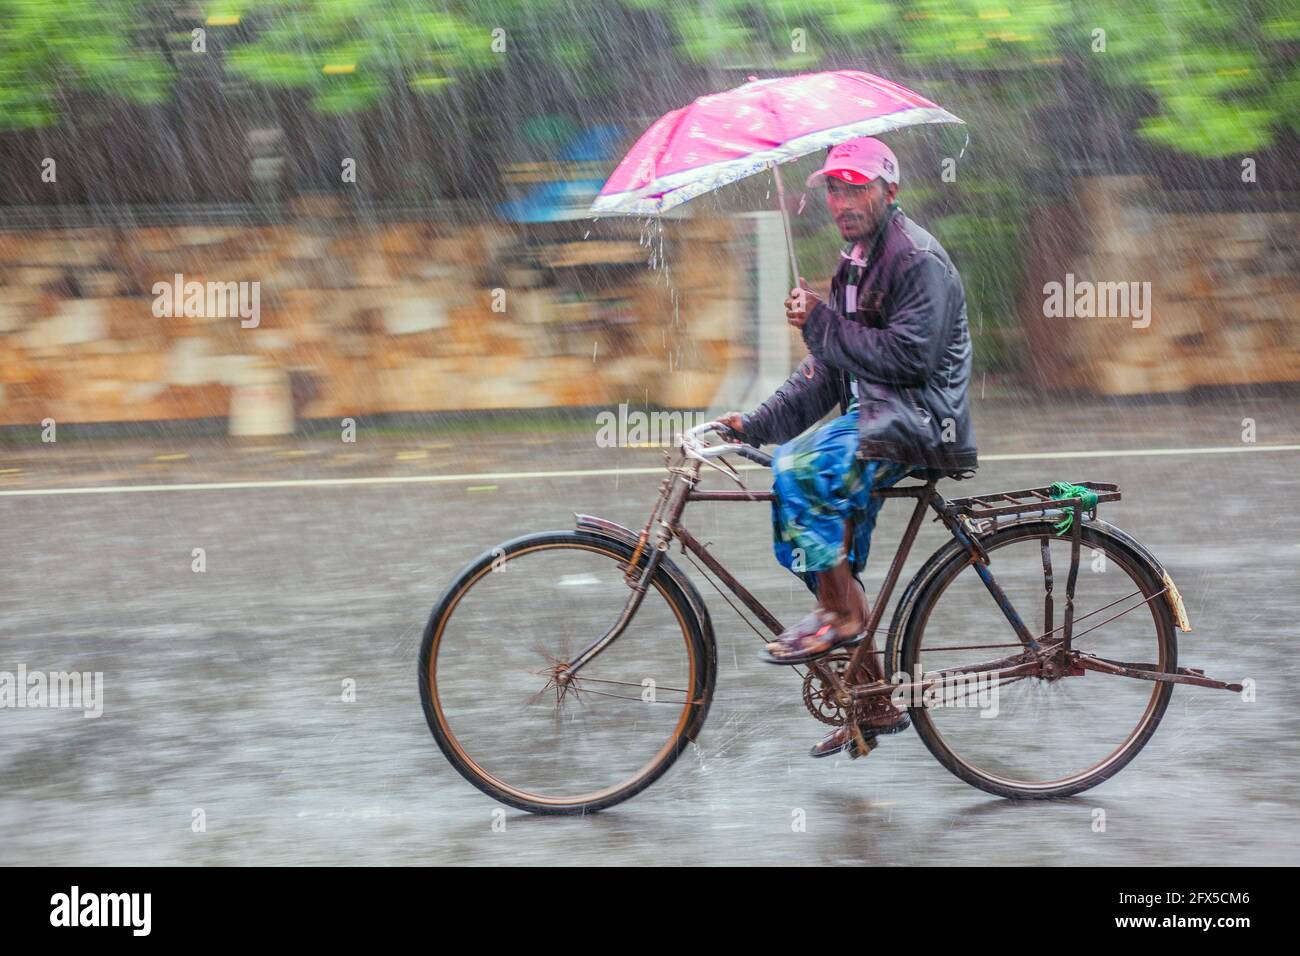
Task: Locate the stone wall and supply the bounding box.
[0,204,744,429]
[7,179,1293,428]
[1022,176,1300,395]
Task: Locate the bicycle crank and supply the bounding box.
[802,651,855,725]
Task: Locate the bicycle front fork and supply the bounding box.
[561,458,699,680]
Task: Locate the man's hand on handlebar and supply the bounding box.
[717,412,745,439]
[680,415,772,473]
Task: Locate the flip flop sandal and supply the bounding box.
[759,608,862,666]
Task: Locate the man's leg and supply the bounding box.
[814,519,867,636]
[819,521,892,681]
[806,460,919,756]
[765,413,867,660]
[807,541,908,759]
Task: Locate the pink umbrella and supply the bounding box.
[591,69,964,280]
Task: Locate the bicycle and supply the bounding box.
[418,421,1242,814]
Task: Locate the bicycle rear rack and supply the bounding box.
[932,481,1124,659]
[947,481,1121,524]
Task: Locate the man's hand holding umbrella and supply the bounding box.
[784,277,822,329]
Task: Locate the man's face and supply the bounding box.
[826,176,897,242]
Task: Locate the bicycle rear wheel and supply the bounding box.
[888,520,1177,799]
[418,530,714,814]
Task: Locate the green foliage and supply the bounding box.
[1084,0,1286,157]
[895,0,1069,69]
[222,0,496,114]
[1,0,1295,159]
[0,0,170,129]
[649,0,894,70]
[648,0,1295,160]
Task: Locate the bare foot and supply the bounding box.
[836,583,868,637]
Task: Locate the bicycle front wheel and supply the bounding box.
[418,530,714,814]
[889,520,1177,799]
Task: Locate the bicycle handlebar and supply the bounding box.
[681,421,773,469]
[731,444,773,468]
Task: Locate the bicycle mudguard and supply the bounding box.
[957,513,1192,635]
[1085,518,1192,633]
[573,513,719,716]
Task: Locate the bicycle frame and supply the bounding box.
[562,424,1243,706]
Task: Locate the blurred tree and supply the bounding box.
[894,0,1068,68]
[3,0,1295,161]
[219,0,497,114]
[1082,0,1288,157]
[617,0,1295,160]
[0,0,170,129]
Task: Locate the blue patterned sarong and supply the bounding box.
[771,410,919,597]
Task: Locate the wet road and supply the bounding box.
[2,420,1298,865]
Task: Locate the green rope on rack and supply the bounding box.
[1048,481,1099,536]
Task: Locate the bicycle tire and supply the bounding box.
[886,519,1177,799]
[418,530,716,814]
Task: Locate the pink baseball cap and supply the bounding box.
[805,136,900,188]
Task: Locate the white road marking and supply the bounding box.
[0,443,1297,498]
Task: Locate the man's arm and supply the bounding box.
[734,354,839,447]
[799,251,952,387]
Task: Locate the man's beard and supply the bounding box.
[839,197,888,242]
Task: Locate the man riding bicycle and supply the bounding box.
[719,136,978,758]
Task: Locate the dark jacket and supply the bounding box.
[740,206,978,476]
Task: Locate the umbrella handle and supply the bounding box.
[771,162,815,379]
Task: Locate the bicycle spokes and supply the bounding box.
[423,533,706,808]
[899,526,1176,793]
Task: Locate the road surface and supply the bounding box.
[1,398,1298,865]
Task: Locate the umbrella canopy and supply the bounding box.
[590,70,963,216]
